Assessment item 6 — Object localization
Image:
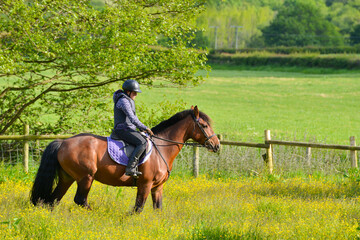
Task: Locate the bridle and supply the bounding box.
[191,113,217,148]
[149,112,218,177]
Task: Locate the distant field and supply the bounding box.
[139,67,360,144]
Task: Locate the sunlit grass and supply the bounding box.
[1,164,360,239]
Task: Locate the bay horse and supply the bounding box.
[30,106,220,213]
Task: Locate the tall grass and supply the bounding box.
[173,138,353,179]
[1,132,360,239]
[1,166,360,239]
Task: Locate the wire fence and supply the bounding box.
[1,123,359,177]
[0,135,357,178]
[0,139,50,167]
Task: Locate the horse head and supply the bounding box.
[190,106,220,152]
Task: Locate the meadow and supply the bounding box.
[2,66,360,239]
[1,165,360,240]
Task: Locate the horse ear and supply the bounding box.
[191,105,194,110]
[194,105,200,118]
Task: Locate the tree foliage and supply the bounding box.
[0,0,208,134]
[198,3,275,49]
[328,1,360,35]
[350,24,360,45]
[200,0,360,49]
[261,0,343,47]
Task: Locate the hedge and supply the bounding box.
[209,46,360,55]
[207,54,360,69]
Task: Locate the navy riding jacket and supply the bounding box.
[113,90,148,131]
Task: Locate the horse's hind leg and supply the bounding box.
[51,168,74,204]
[74,174,94,210]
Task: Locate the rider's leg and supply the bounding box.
[114,129,147,177]
[126,142,146,176]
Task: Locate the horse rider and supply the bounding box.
[112,79,154,177]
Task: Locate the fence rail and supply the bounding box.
[0,135,73,140]
[266,140,360,151]
[0,126,358,175]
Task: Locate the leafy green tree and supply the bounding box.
[327,1,360,36]
[0,0,207,134]
[199,3,275,49]
[350,24,360,45]
[261,0,343,47]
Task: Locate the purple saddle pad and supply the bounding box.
[107,137,152,166]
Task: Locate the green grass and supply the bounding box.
[138,66,360,144]
[1,165,360,239]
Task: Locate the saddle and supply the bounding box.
[107,132,152,166]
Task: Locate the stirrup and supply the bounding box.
[125,169,142,178]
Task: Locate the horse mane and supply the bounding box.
[151,109,212,135]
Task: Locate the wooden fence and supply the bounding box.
[0,126,359,176]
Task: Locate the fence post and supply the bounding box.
[264,130,273,174]
[23,124,29,173]
[218,134,223,153]
[350,136,358,168]
[306,147,312,166]
[36,132,40,160]
[193,146,199,178]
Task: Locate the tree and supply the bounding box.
[350,24,360,45]
[0,0,208,134]
[327,1,360,35]
[261,0,343,47]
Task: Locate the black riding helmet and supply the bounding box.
[122,79,142,93]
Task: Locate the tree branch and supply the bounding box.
[0,84,55,134]
[0,68,170,134]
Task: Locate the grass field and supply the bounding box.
[1,166,360,239]
[138,66,360,145]
[2,66,360,239]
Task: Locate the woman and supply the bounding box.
[112,79,153,177]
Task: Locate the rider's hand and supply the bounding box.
[146,128,154,136]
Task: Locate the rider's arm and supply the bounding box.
[116,98,148,131]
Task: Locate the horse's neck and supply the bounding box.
[155,118,193,169]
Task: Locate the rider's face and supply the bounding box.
[129,91,138,100]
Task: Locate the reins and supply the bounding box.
[151,135,204,147]
[148,136,202,180]
[148,137,171,178]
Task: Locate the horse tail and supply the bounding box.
[30,139,63,206]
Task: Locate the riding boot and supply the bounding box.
[125,156,142,178]
[125,145,144,178]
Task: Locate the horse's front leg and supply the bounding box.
[151,185,164,210]
[133,183,152,213]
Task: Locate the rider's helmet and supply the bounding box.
[122,79,142,93]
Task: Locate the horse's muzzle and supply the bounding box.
[206,142,220,152]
